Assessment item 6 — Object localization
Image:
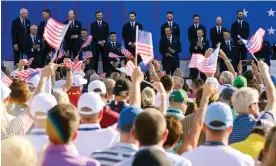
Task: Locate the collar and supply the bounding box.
[236,114,256,120]
[194,24,199,27]
[216,25,221,28]
[165,149,177,154]
[198,37,203,41]
[139,145,165,152]
[130,21,135,24]
[167,108,182,113]
[111,42,116,44]
[238,20,243,23]
[78,123,101,131]
[46,144,75,153]
[30,128,46,135]
[114,142,139,151]
[167,21,173,24]
[30,34,36,38]
[19,17,25,21]
[246,133,265,143]
[97,20,102,23]
[167,36,172,39]
[225,40,231,43]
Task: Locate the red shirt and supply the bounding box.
[67,87,82,107]
[100,105,119,128]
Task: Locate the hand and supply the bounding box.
[131,67,144,84]
[237,60,243,73]
[14,44,19,51]
[74,56,79,62]
[202,83,216,98]
[42,63,56,78]
[251,60,258,72]
[63,58,72,64]
[149,63,155,73]
[166,53,172,57]
[19,59,28,67]
[258,60,269,74]
[99,41,105,47]
[74,35,79,39]
[237,40,244,45]
[219,49,227,60]
[152,82,166,95]
[152,60,161,71]
[84,59,90,65]
[205,48,213,58]
[5,67,11,77]
[131,43,136,48]
[197,41,203,47]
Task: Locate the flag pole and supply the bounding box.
[135,25,138,66]
[237,35,259,62]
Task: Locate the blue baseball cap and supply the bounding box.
[118,106,143,132]
[204,102,233,130]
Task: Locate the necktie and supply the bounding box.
[22,19,26,33]
[98,21,101,27]
[32,36,36,44]
[132,23,134,29]
[112,43,115,48]
[169,22,172,29]
[239,21,242,28]
[218,27,221,34]
[167,37,171,44]
[227,41,231,51]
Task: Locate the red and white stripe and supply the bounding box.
[246,28,266,54]
[121,48,133,58]
[1,71,13,87]
[64,61,83,71]
[126,60,136,76]
[136,30,154,65]
[28,58,34,67]
[43,18,70,49]
[81,35,93,49]
[99,73,106,79]
[83,51,93,59]
[108,52,120,61]
[15,68,43,80]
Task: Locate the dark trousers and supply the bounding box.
[92,42,106,73]
[236,46,247,72]
[162,56,179,75]
[189,68,206,81]
[13,46,24,66]
[219,60,227,73]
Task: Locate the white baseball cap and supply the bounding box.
[205,77,220,89]
[73,75,87,87]
[77,92,105,115]
[73,70,85,78]
[1,82,11,101]
[30,93,57,119]
[88,80,106,94]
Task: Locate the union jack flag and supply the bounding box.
[1,71,13,86]
[136,30,154,65]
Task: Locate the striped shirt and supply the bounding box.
[1,116,24,140]
[91,142,138,166]
[229,114,256,144]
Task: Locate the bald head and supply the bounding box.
[68,10,75,20]
[216,16,222,26]
[20,8,28,19]
[30,25,38,35]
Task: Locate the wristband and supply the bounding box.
[155,69,161,72]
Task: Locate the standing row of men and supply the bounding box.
[12,8,273,78]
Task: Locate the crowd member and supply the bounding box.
[243,70,261,93]
[182,102,255,166]
[155,75,174,110]
[42,104,100,166]
[141,87,156,109]
[116,110,191,166]
[110,72,121,82]
[172,76,184,90]
[52,90,70,104]
[75,92,119,156]
[258,126,276,165]
[231,119,275,159]
[91,106,142,165]
[264,133,276,165]
[233,75,247,88]
[190,78,204,97]
[103,78,115,104]
[219,87,238,119]
[67,74,87,107]
[218,71,234,93]
[1,136,37,166]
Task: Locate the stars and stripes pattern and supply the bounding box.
[64,61,83,71]
[82,51,93,60]
[43,18,70,49]
[136,30,154,65]
[108,52,120,61]
[49,51,57,62]
[189,43,220,74]
[126,60,136,76]
[58,48,65,59]
[81,35,93,49]
[15,68,43,80]
[121,43,133,58]
[1,71,13,86]
[238,28,266,54]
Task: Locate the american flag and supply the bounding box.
[15,68,43,80]
[108,52,120,61]
[126,60,136,76]
[82,51,93,59]
[49,51,57,62]
[81,35,93,49]
[189,43,220,74]
[238,28,266,54]
[136,30,154,65]
[58,48,65,59]
[28,58,34,67]
[99,73,106,79]
[1,71,13,86]
[64,61,83,71]
[121,43,133,58]
[43,18,70,49]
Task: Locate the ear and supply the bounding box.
[202,124,207,133]
[72,131,78,141]
[162,129,169,143]
[227,126,233,134]
[131,129,137,140]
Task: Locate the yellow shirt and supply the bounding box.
[230,133,265,159]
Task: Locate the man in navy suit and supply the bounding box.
[189,28,209,80]
[210,17,227,48]
[90,10,109,73]
[188,14,206,44]
[75,29,92,60]
[231,10,250,72]
[104,32,123,76]
[161,11,180,38]
[220,30,237,72]
[122,12,143,56]
[11,8,31,66]
[23,25,44,68]
[159,25,182,75]
[63,10,82,59]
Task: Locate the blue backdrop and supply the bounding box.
[1,1,276,60]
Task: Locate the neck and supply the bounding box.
[205,134,229,145]
[80,119,99,124]
[120,132,138,145]
[34,120,46,129]
[169,104,184,112]
[107,94,114,100]
[20,16,24,19]
[114,96,128,103]
[140,142,163,148]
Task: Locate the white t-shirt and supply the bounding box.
[154,92,170,110]
[182,145,254,166]
[74,123,120,157]
[27,128,49,152]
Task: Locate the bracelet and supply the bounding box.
[149,71,156,76]
[155,69,161,72]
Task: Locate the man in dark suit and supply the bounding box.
[38,9,54,65]
[103,32,123,76]
[188,14,206,44]
[11,8,31,66]
[189,28,209,80]
[90,10,109,73]
[254,40,271,66]
[122,12,143,56]
[75,29,92,60]
[231,10,250,72]
[159,25,182,75]
[23,25,44,68]
[63,10,82,59]
[220,30,237,72]
[160,11,180,38]
[210,17,227,48]
[272,42,276,60]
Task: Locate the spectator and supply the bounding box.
[173,76,184,90]
[233,76,247,89]
[264,133,276,166]
[184,102,196,116]
[182,102,254,166]
[110,72,121,82]
[218,71,234,93]
[52,90,70,104]
[74,92,119,156]
[42,104,100,166]
[190,78,204,97]
[259,91,267,112]
[1,82,11,106]
[2,136,37,166]
[103,78,115,104]
[243,70,261,93]
[141,87,156,109]
[258,126,276,164]
[91,106,142,165]
[231,119,275,158]
[116,110,191,166]
[219,87,238,119]
[155,75,174,110]
[230,87,259,144]
[67,74,87,107]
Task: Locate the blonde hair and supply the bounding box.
[52,90,70,104]
[104,78,115,95]
[141,87,155,107]
[264,134,276,166]
[1,136,37,166]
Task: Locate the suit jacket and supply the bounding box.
[159,36,182,58]
[90,20,109,42]
[11,17,31,47]
[254,40,271,66]
[221,40,237,60]
[231,20,250,45]
[188,24,206,43]
[189,38,209,54]
[23,35,44,57]
[122,22,143,47]
[63,20,82,43]
[104,42,123,68]
[210,26,227,48]
[38,20,47,37]
[161,22,180,38]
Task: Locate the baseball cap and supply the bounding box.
[204,102,233,130]
[88,80,106,94]
[205,77,220,89]
[30,93,57,119]
[27,74,40,88]
[1,82,11,101]
[233,76,247,88]
[254,119,275,134]
[113,78,132,96]
[220,87,237,101]
[118,106,143,132]
[73,75,87,87]
[73,70,85,78]
[169,89,193,103]
[77,92,105,115]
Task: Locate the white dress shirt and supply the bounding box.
[194,24,199,29]
[74,123,120,157]
[216,26,221,34]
